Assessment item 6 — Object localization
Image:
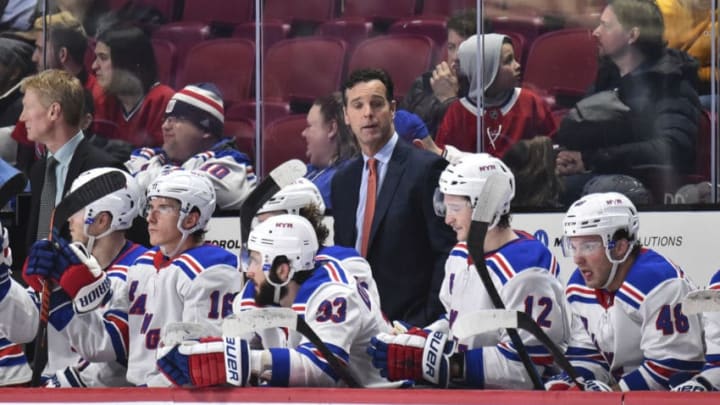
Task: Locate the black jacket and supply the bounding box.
[559,49,701,175]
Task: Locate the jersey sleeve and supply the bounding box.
[178,263,242,332]
[0,278,38,344]
[618,278,705,391]
[181,149,258,210]
[267,284,360,387]
[56,275,130,366]
[694,271,720,389]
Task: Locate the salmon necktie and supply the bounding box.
[361,158,377,257]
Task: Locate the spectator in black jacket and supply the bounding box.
[555,0,700,204]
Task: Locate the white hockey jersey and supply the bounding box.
[0,273,35,386]
[0,242,146,387]
[440,232,569,389]
[126,244,241,386]
[125,138,257,211]
[235,249,395,387]
[695,270,720,388]
[564,248,705,390]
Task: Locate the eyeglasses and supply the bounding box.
[163,115,191,126]
[444,201,471,214]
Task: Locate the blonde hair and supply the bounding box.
[21,69,85,127]
[32,11,85,34]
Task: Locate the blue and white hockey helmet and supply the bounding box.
[562,192,639,257]
[247,214,318,287]
[146,169,216,236]
[257,178,326,217]
[436,152,515,229]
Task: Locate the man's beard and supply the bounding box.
[255,279,287,306]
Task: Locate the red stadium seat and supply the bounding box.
[224,117,256,163]
[263,37,347,106]
[226,102,292,128]
[180,0,253,24]
[232,21,290,52]
[317,18,373,54]
[262,115,309,177]
[343,0,416,21]
[347,34,435,101]
[175,39,255,105]
[419,0,480,17]
[522,29,598,105]
[388,18,447,49]
[152,21,211,78]
[135,0,179,21]
[264,0,336,24]
[150,39,177,88]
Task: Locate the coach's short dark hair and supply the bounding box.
[342,68,394,105]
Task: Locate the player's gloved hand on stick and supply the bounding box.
[56,240,110,313]
[157,336,251,387]
[22,238,70,292]
[367,328,454,387]
[671,376,717,392]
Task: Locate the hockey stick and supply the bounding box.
[454,309,585,388]
[465,172,545,390]
[682,289,720,314]
[31,170,127,386]
[223,307,363,388]
[239,159,307,245]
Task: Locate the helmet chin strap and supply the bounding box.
[161,232,189,259]
[602,242,634,290]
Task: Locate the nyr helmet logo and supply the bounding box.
[478,164,496,171]
[275,222,294,229]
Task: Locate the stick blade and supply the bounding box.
[161,322,211,346]
[472,172,511,225]
[682,289,720,314]
[239,159,307,243]
[52,170,127,234]
[453,309,520,340]
[222,307,298,336]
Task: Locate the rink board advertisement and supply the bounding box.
[206,211,720,285]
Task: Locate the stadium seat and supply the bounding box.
[224,117,256,163]
[419,0,480,17]
[317,18,374,54]
[152,21,211,79]
[180,0,253,25]
[261,115,309,177]
[135,0,179,21]
[150,38,177,87]
[347,34,435,101]
[522,29,598,106]
[232,21,290,52]
[263,37,347,107]
[343,0,416,21]
[264,0,336,25]
[388,18,447,49]
[226,102,292,128]
[175,39,255,105]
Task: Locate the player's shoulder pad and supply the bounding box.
[315,245,361,263]
[295,260,354,304]
[485,236,557,284]
[171,244,239,280]
[616,248,686,309]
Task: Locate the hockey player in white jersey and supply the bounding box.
[672,269,720,392]
[367,153,569,388]
[0,227,33,385]
[123,170,241,386]
[18,168,147,387]
[155,214,395,387]
[125,83,257,210]
[548,192,704,391]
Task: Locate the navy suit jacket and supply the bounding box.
[27,137,122,248]
[331,139,455,326]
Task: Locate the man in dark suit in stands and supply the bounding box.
[22,69,121,249]
[331,68,455,326]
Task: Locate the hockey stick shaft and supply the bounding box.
[31,171,127,386]
[467,221,545,390]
